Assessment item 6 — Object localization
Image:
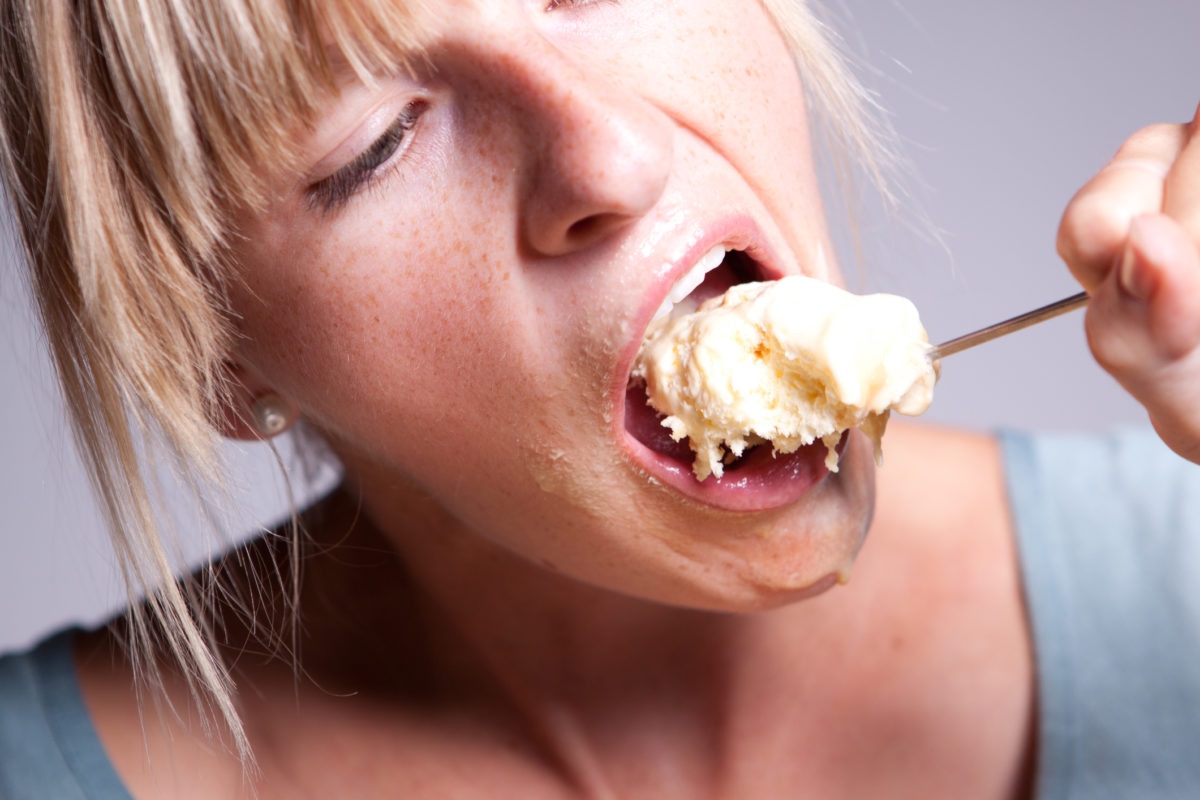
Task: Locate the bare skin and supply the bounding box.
[65,0,1200,797]
[76,423,1035,800]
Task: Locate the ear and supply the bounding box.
[215,360,299,441]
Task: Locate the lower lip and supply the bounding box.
[622,388,842,512]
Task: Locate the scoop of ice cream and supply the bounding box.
[631,275,937,481]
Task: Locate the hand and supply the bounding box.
[1058,102,1200,463]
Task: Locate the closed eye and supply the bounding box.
[306,100,428,214]
[545,0,619,11]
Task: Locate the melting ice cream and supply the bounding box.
[631,275,937,481]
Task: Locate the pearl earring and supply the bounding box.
[250,393,294,438]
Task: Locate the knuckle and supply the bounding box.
[1114,123,1185,161]
[1058,189,1127,271]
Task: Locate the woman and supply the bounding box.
[1,0,1199,797]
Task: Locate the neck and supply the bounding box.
[262,485,869,798]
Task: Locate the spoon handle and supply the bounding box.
[929,291,1089,360]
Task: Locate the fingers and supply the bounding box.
[1087,213,1200,367]
[1057,122,1186,291]
[1063,103,1200,464]
[1163,101,1200,239]
[1085,213,1200,462]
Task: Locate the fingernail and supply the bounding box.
[1118,219,1155,301]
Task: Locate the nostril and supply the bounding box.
[566,216,602,242]
[521,96,672,256]
[564,212,630,249]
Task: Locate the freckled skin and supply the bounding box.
[75,5,1082,796]
[230,0,867,610]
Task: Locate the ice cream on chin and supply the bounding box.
[631,274,937,481]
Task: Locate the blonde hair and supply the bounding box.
[0,0,890,759]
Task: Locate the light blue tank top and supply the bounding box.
[0,631,131,799]
[1,429,1199,798]
[1003,428,1200,799]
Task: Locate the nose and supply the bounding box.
[501,42,673,257]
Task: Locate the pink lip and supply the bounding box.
[611,215,835,512]
[626,403,844,511]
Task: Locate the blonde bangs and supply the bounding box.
[1,0,438,761]
[20,0,437,471]
[0,0,887,766]
[83,0,437,236]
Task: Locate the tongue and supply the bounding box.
[626,380,830,483]
[625,259,751,465]
[625,383,693,461]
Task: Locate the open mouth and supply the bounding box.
[625,246,757,464]
[622,246,839,510]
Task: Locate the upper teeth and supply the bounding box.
[652,245,728,323]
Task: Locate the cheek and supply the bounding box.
[230,193,617,519]
[613,1,822,251]
[235,211,514,438]
[708,10,819,227]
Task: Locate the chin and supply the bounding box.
[541,430,878,614]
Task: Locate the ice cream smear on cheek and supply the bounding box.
[629,250,938,481]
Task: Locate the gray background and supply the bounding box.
[3,1,1199,650]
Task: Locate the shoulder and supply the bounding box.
[874,422,1007,539]
[871,423,1015,627]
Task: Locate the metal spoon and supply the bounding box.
[929,291,1089,361]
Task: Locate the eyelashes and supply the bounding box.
[306,100,428,214]
[304,1,618,215]
[544,0,618,9]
